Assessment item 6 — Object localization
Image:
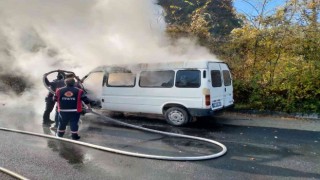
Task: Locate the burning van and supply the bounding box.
[82,60,234,126]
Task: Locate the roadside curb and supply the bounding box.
[226,109,320,120]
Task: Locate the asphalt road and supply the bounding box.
[0,109,319,180]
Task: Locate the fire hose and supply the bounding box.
[0,70,227,162]
[0,110,227,161]
[0,167,29,180]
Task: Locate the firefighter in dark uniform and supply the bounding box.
[43,72,65,125]
[54,78,91,140]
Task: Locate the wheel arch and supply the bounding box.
[162,103,189,115]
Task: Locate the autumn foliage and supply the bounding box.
[159,0,320,113]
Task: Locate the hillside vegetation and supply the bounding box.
[158,0,320,113]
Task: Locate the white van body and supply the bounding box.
[83,60,234,126]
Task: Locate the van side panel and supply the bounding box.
[101,84,203,115]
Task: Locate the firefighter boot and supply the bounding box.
[57,131,65,137]
[72,134,81,140]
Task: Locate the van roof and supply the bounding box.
[92,60,224,72]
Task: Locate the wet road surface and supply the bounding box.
[0,109,319,180]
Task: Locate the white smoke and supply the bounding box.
[0,0,217,128]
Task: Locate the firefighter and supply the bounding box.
[54,78,91,140]
[43,71,65,125]
[64,73,84,87]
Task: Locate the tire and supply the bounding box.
[164,107,190,126]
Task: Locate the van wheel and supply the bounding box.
[164,107,190,126]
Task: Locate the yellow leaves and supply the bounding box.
[169,5,181,10]
[184,0,194,6]
[230,26,261,41]
[169,5,182,15]
[189,7,211,38]
[306,1,320,9]
[231,28,244,36]
[275,8,285,19]
[166,24,190,39]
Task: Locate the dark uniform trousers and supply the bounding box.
[57,112,80,137]
[43,95,55,122]
[55,85,89,140]
[43,94,60,125]
[43,78,65,124]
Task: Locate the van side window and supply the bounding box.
[211,70,222,87]
[223,70,232,86]
[176,70,200,88]
[139,70,174,88]
[107,72,135,87]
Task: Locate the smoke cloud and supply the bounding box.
[0,0,217,129]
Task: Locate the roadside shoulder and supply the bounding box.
[213,111,320,132]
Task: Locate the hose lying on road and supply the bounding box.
[0,110,227,161]
[90,110,227,160]
[0,167,29,180]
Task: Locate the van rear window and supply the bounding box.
[139,70,174,88]
[223,70,232,86]
[211,70,222,87]
[107,73,135,87]
[176,70,200,88]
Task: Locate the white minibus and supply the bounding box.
[82,60,234,126]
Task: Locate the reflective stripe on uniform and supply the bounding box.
[77,89,83,112]
[58,130,65,132]
[59,109,77,112]
[71,131,78,134]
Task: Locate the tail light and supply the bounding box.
[205,95,210,106]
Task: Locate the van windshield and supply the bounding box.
[82,72,104,104]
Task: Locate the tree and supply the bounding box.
[223,0,320,113]
[157,0,241,39]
